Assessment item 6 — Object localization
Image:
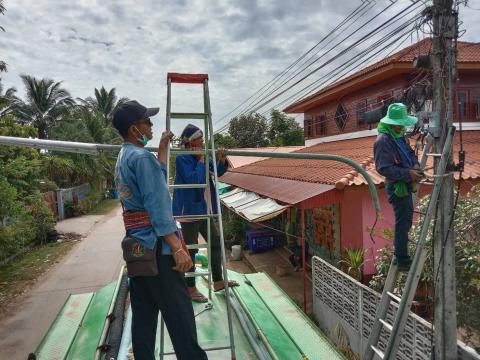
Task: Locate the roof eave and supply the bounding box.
[283,63,413,113]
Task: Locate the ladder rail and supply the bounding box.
[202,88,214,301]
[204,78,237,359]
[363,133,433,360]
[412,133,434,205]
[363,126,455,360]
[161,73,236,360]
[363,260,400,359]
[382,126,455,359]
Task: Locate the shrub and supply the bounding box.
[369,185,480,334]
[25,192,55,244]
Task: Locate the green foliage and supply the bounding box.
[0,80,19,113]
[73,191,104,216]
[25,192,55,243]
[224,212,248,243]
[78,86,128,125]
[214,133,239,149]
[369,186,480,332]
[0,177,36,260]
[0,115,55,259]
[339,248,365,281]
[267,110,304,146]
[0,116,47,196]
[15,75,74,139]
[224,110,304,148]
[228,113,269,148]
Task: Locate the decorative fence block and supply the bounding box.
[312,256,479,359]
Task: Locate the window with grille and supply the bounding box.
[334,103,348,130]
[473,89,480,120]
[356,100,367,125]
[304,117,313,138]
[315,115,326,136]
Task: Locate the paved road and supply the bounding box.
[0,204,124,360]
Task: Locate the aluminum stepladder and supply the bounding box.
[363,126,455,360]
[159,72,236,359]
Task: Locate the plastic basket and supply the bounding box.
[247,230,274,253]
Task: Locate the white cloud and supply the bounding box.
[0,0,479,143]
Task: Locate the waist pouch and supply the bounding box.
[121,236,159,277]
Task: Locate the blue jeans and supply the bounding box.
[386,184,413,263]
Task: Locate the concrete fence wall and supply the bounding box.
[312,256,480,360]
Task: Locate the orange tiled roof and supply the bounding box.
[284,39,480,112]
[229,131,480,189]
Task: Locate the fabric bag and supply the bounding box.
[121,236,158,277]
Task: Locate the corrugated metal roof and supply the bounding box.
[227,131,480,189]
[220,172,334,205]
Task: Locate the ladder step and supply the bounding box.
[175,214,217,221]
[184,270,210,278]
[371,345,385,359]
[169,184,207,189]
[387,291,401,303]
[186,244,209,250]
[170,112,208,119]
[379,319,393,332]
[168,72,208,84]
[426,153,442,157]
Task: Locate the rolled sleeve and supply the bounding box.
[135,155,178,237]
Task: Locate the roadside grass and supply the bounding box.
[0,239,78,318]
[88,198,119,215]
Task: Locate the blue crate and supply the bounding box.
[247,230,274,253]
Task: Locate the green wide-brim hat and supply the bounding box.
[380,103,418,127]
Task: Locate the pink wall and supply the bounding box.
[303,178,479,276]
[360,187,395,275]
[338,186,394,275]
[339,187,365,250]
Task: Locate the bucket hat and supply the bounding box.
[380,103,418,126]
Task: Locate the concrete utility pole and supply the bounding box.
[431,0,458,358]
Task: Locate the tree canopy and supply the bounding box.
[221,110,304,148]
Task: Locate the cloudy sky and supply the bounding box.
[1,0,479,143]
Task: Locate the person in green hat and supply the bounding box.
[374,103,424,270]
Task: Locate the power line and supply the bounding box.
[217,1,378,126]
[244,1,424,115]
[240,0,402,118]
[212,1,375,128]
[215,1,427,135]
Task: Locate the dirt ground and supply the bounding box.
[0,233,81,321]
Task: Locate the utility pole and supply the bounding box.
[431,0,458,358]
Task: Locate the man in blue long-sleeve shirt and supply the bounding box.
[173,124,239,303]
[113,101,207,360]
[374,103,423,270]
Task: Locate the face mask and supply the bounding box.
[134,126,149,146]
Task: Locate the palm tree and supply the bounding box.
[0,79,19,116]
[16,75,74,139]
[78,86,127,125]
[1,1,7,71]
[0,0,6,33]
